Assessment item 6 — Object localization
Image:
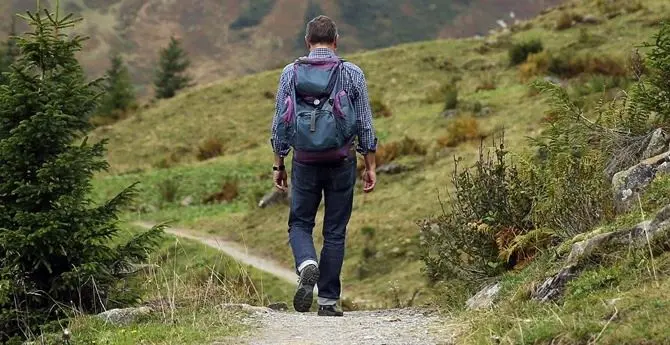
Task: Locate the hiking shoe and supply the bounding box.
[293,264,319,312]
[318,305,344,317]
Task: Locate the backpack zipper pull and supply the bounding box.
[310,110,317,132]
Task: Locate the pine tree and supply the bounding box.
[0,4,163,340]
[97,53,136,118]
[154,36,193,99]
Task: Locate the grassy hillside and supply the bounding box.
[3,0,561,94]
[90,0,670,308]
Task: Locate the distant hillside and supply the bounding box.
[2,0,562,95]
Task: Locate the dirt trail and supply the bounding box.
[134,222,455,345]
[240,308,454,345]
[133,221,298,284]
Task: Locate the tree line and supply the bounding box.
[0,26,193,125]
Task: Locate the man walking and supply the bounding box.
[270,15,377,317]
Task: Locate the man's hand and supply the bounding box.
[273,170,288,192]
[362,168,376,193]
[362,153,377,193]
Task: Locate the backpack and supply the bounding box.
[276,57,357,163]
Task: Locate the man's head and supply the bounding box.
[305,15,338,50]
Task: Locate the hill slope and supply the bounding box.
[4,0,562,94]
[90,0,670,306]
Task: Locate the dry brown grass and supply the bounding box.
[203,180,239,204]
[196,137,224,161]
[437,116,483,148]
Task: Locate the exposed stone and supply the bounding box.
[612,151,670,212]
[97,307,153,325]
[566,232,616,265]
[377,163,409,175]
[532,265,577,302]
[581,14,602,24]
[442,109,459,118]
[534,205,670,302]
[466,283,501,310]
[180,195,194,207]
[267,302,289,311]
[258,188,291,208]
[641,129,669,160]
[218,303,273,315]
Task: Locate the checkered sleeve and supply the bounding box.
[270,65,293,157]
[351,69,378,154]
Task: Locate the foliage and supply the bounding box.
[443,87,459,111]
[420,137,536,284]
[520,50,628,80]
[555,12,574,31]
[95,53,136,121]
[154,36,193,99]
[437,116,482,148]
[508,39,543,66]
[0,6,163,341]
[374,136,427,166]
[203,180,239,204]
[229,0,277,30]
[196,137,224,161]
[639,22,670,124]
[370,97,393,118]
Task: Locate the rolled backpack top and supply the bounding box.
[276,57,357,163]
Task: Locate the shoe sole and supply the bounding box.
[317,310,344,317]
[293,266,319,312]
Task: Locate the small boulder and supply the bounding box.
[267,302,288,311]
[581,14,602,24]
[532,265,577,302]
[566,232,616,265]
[377,163,409,175]
[442,109,459,118]
[97,307,153,325]
[466,283,501,310]
[180,195,194,207]
[612,151,670,212]
[258,188,291,208]
[641,129,669,160]
[218,303,272,315]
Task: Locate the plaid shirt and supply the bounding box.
[270,48,377,157]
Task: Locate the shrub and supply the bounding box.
[370,98,393,118]
[475,72,497,92]
[519,51,552,81]
[555,12,574,31]
[157,177,180,206]
[444,88,459,110]
[437,116,482,147]
[229,0,277,30]
[420,137,536,284]
[508,39,544,66]
[197,137,224,161]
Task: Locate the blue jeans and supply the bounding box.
[288,155,356,303]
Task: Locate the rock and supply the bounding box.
[377,163,409,175]
[477,107,493,117]
[566,232,616,265]
[442,109,458,118]
[641,129,669,160]
[543,75,563,86]
[258,187,291,208]
[267,302,288,311]
[581,14,602,24]
[612,151,670,212]
[180,195,194,207]
[466,283,501,310]
[97,307,153,325]
[532,265,577,302]
[218,303,273,315]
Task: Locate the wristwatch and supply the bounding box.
[273,165,286,171]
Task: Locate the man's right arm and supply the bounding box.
[270,66,292,158]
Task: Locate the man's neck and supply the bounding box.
[309,44,335,52]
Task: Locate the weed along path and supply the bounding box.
[133,221,297,284]
[134,222,452,344]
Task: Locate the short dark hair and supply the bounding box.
[305,15,338,45]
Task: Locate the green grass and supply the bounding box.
[89,0,670,308]
[51,224,292,344]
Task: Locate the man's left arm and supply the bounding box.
[352,70,378,192]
